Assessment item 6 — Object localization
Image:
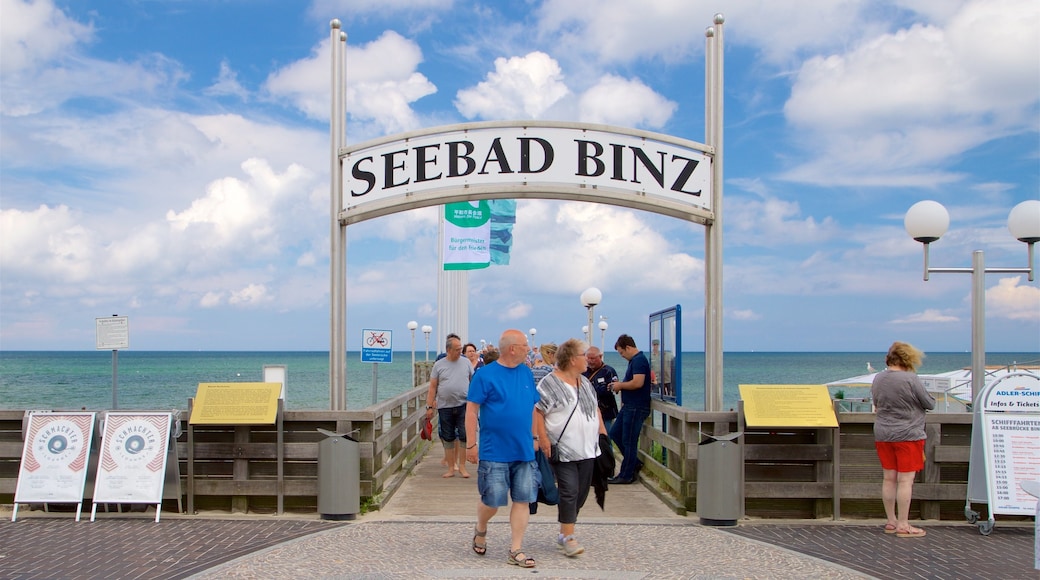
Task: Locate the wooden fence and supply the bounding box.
[0,382,991,521]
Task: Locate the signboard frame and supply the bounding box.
[90,412,173,522]
[13,411,97,522]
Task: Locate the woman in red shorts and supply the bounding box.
[872,341,936,537]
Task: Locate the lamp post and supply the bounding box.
[904,199,1039,404]
[421,325,433,362]
[598,318,608,351]
[580,287,602,345]
[407,321,418,387]
[529,328,537,345]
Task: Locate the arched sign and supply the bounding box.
[339,121,714,225]
[326,15,727,412]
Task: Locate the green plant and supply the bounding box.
[833,389,845,400]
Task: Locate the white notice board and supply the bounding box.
[14,412,96,518]
[96,316,129,350]
[92,412,172,507]
[980,373,1040,515]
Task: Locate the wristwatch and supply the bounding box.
[426,405,434,410]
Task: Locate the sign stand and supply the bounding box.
[96,315,129,409]
[13,412,97,522]
[965,372,1040,535]
[90,412,173,522]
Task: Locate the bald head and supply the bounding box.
[586,346,604,370]
[497,329,529,368]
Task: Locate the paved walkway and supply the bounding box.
[0,444,1036,579]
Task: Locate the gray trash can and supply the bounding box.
[317,428,360,521]
[696,431,742,526]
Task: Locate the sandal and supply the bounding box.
[895,526,926,538]
[883,523,897,534]
[507,549,535,568]
[472,527,487,555]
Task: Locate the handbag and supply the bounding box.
[549,389,581,464]
[420,417,433,440]
[534,448,559,506]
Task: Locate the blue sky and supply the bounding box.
[1,0,1038,354]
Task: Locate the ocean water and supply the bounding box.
[0,351,1037,412]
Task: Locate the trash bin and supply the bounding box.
[317,428,360,521]
[696,431,742,526]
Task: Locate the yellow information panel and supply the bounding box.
[739,385,839,428]
[189,382,281,425]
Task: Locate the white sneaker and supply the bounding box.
[557,534,584,557]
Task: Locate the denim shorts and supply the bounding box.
[437,404,466,444]
[476,459,538,507]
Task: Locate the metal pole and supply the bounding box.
[970,250,985,405]
[328,20,345,410]
[586,306,594,344]
[112,349,118,409]
[372,363,378,405]
[704,14,725,412]
[410,330,416,388]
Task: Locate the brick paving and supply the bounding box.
[0,517,343,580]
[723,522,1037,580]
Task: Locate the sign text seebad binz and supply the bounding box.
[342,124,713,215]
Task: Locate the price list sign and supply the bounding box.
[981,373,1040,515]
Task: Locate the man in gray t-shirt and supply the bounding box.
[426,336,474,477]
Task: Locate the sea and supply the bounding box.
[1,351,1037,412]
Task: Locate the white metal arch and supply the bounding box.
[327,15,726,412]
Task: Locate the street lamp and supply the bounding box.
[529,328,537,345]
[580,287,602,344]
[421,325,433,362]
[598,318,609,351]
[904,199,1039,403]
[407,321,418,387]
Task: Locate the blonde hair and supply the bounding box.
[539,343,557,363]
[555,338,587,372]
[885,341,925,372]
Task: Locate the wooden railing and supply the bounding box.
[638,400,976,520]
[0,392,986,520]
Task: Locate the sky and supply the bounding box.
[1,0,1038,355]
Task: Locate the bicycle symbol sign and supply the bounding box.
[361,329,393,363]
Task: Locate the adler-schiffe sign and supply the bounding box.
[90,412,173,522]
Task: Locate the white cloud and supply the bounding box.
[455,52,570,120]
[205,59,249,100]
[891,309,960,324]
[782,0,1039,186]
[229,283,271,307]
[730,309,761,321]
[265,31,436,136]
[578,75,676,128]
[0,0,93,74]
[988,277,1040,321]
[501,301,533,320]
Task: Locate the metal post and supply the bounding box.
[111,350,119,409]
[410,329,416,388]
[704,14,725,412]
[328,20,346,410]
[586,306,594,344]
[970,250,985,405]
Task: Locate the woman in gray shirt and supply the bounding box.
[871,341,935,538]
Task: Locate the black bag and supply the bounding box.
[549,443,561,464]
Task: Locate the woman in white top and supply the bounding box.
[534,338,606,557]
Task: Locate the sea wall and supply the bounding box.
[0,382,987,521]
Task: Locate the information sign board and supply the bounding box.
[188,382,281,425]
[980,373,1040,516]
[361,329,393,363]
[739,385,839,428]
[96,316,129,350]
[91,412,172,521]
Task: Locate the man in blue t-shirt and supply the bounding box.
[465,329,540,568]
[607,333,651,484]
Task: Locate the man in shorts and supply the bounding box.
[465,329,540,568]
[426,335,473,477]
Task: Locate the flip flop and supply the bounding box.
[895,526,926,538]
[883,524,897,534]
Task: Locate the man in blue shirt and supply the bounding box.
[465,329,540,568]
[607,334,651,484]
